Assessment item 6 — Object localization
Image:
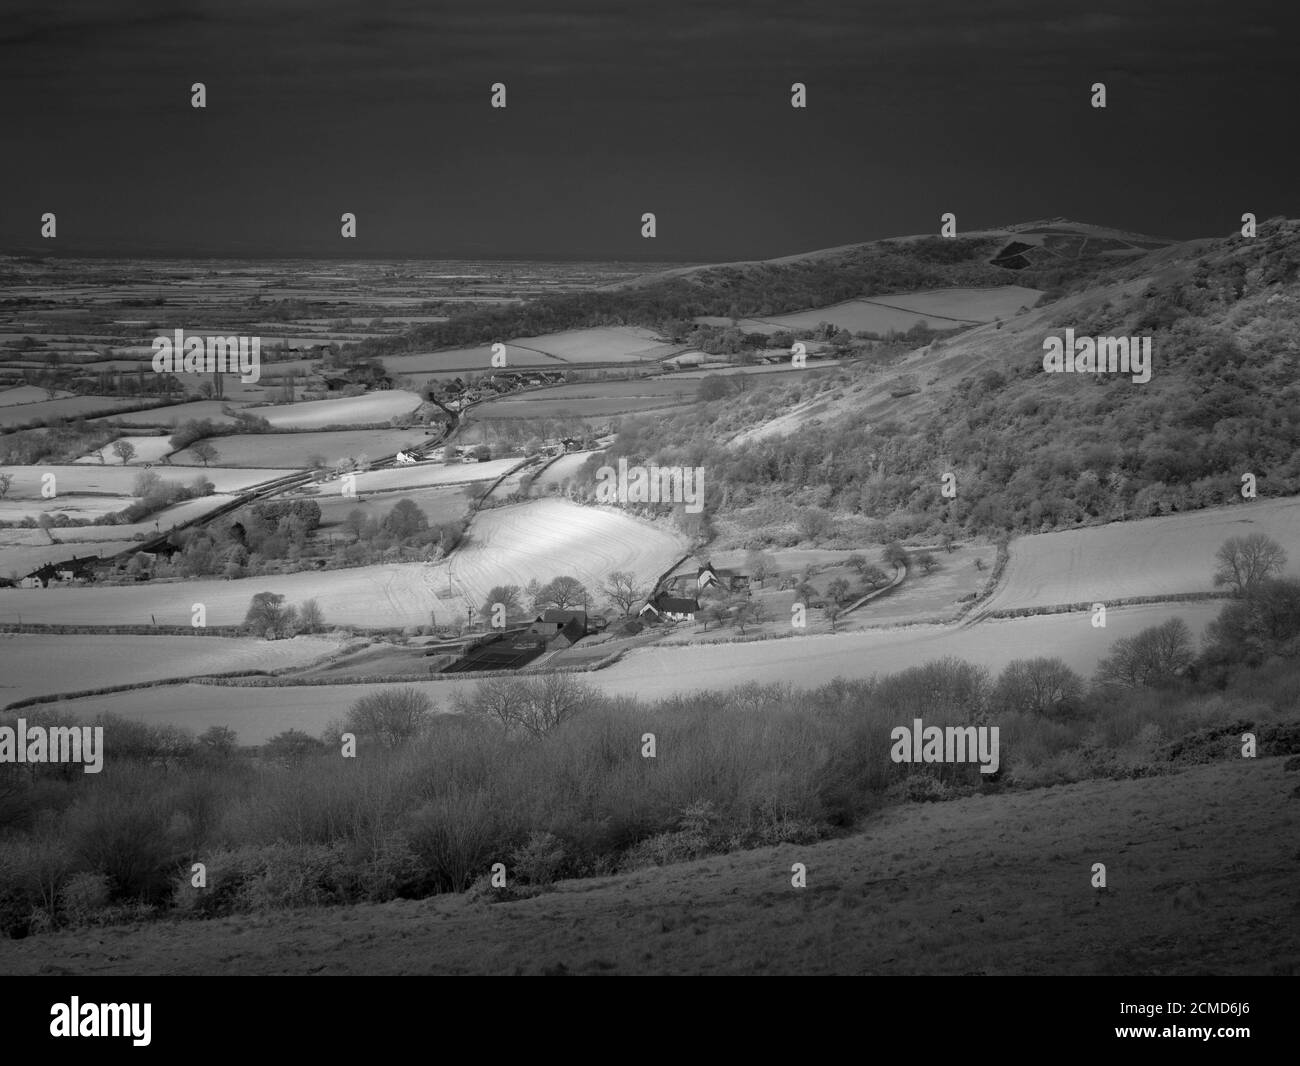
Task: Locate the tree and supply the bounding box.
[600,570,646,616]
[797,507,832,541]
[737,553,770,591]
[940,531,955,553]
[482,584,522,620]
[342,508,367,542]
[110,440,137,465]
[1202,577,1300,667]
[534,575,589,610]
[298,598,325,634]
[1094,617,1194,689]
[992,658,1084,716]
[883,541,909,570]
[191,440,219,467]
[701,602,728,631]
[457,674,593,738]
[244,591,296,639]
[197,725,239,759]
[0,472,11,500]
[827,577,852,605]
[915,550,938,574]
[343,687,434,748]
[733,596,768,634]
[262,729,325,764]
[844,553,868,574]
[1213,534,1287,596]
[382,498,429,540]
[824,601,843,631]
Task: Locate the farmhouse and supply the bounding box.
[638,594,698,623]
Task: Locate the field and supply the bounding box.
[981,498,1300,613]
[870,285,1043,321]
[21,603,1224,743]
[91,401,252,427]
[252,390,423,429]
[693,286,1044,337]
[0,540,139,576]
[470,379,697,419]
[448,498,689,612]
[751,300,977,334]
[168,429,430,468]
[0,396,159,428]
[0,493,245,534]
[0,464,289,498]
[75,435,175,464]
[0,562,455,629]
[315,486,469,531]
[381,346,565,376]
[0,633,344,705]
[0,385,74,406]
[508,326,674,364]
[305,457,524,496]
[5,756,1285,975]
[529,451,597,494]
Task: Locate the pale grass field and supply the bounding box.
[984,498,1300,612]
[0,633,345,705]
[0,561,457,630]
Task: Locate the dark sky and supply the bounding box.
[1,0,1295,260]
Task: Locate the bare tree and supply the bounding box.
[1094,618,1194,689]
[600,570,646,616]
[343,687,434,748]
[1213,534,1287,596]
[191,440,219,467]
[993,657,1084,716]
[0,472,11,500]
[534,575,589,610]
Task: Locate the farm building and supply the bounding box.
[696,561,749,594]
[531,609,588,646]
[639,594,698,623]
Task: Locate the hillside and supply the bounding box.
[603,217,1300,546]
[3,756,1292,976]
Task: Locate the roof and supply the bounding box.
[539,609,587,626]
[653,595,699,614]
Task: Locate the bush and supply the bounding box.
[509,830,568,885]
[58,871,112,926]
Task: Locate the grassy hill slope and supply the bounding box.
[3,756,1292,976]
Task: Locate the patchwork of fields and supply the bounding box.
[27,603,1222,743]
